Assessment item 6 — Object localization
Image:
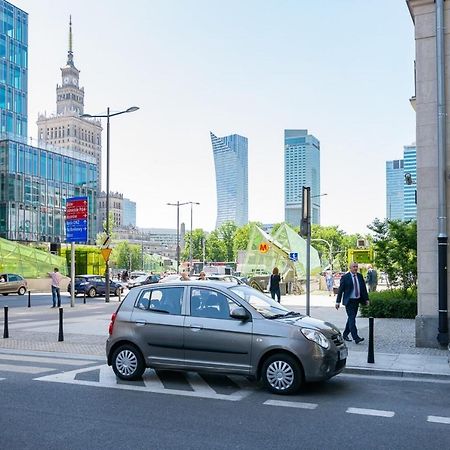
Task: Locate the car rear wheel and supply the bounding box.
[87,287,96,298]
[17,287,26,295]
[112,344,145,381]
[262,353,303,395]
[2,293,8,296]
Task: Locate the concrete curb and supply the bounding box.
[344,366,450,380]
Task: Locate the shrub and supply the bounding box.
[360,288,417,319]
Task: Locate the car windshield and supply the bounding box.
[133,275,147,283]
[229,285,291,318]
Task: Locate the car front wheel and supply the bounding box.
[17,287,26,295]
[87,287,96,298]
[112,344,145,381]
[261,353,303,395]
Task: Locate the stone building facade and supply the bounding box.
[407,0,450,347]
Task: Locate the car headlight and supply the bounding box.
[300,328,330,349]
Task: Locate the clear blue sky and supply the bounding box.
[17,0,416,234]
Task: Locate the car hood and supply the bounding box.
[278,315,340,335]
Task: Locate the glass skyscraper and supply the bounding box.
[0,140,98,243]
[284,129,321,227]
[386,159,404,220]
[210,132,248,228]
[0,1,27,142]
[403,144,417,220]
[385,144,417,221]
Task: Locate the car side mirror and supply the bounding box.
[230,307,250,321]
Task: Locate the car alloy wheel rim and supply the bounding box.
[266,360,294,390]
[116,350,138,376]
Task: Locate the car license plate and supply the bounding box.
[339,347,348,360]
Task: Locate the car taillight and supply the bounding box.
[108,312,116,335]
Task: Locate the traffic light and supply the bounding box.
[299,186,310,238]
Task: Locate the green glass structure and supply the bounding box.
[238,223,321,280]
[0,236,67,277]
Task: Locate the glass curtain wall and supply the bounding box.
[0,139,98,243]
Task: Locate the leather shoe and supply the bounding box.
[343,336,352,342]
[355,337,365,344]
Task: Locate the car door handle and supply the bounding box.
[189,325,203,331]
[135,320,147,326]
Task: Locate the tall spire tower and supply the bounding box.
[37,16,103,194]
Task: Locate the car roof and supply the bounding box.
[132,279,239,291]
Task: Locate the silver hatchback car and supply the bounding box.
[106,281,347,394]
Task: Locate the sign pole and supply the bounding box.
[70,242,75,307]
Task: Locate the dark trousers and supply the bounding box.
[344,299,360,340]
[51,285,61,307]
[270,288,281,303]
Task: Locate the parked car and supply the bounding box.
[68,275,123,297]
[202,274,248,285]
[159,274,185,283]
[128,274,160,289]
[0,273,27,296]
[129,271,147,280]
[106,280,347,395]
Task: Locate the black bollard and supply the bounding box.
[27,290,31,308]
[83,290,86,304]
[367,316,375,363]
[58,307,64,342]
[3,306,8,339]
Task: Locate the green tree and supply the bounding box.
[206,230,227,262]
[216,221,238,261]
[368,218,417,293]
[181,229,207,261]
[113,242,142,271]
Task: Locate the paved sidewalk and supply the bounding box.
[0,292,449,379]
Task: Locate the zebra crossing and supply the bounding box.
[34,364,253,401]
[0,349,104,377]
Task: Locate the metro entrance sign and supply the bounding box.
[66,196,88,243]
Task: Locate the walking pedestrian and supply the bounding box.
[365,265,378,292]
[269,267,282,303]
[48,267,62,308]
[335,262,369,344]
[325,271,334,296]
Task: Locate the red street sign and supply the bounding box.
[66,198,88,220]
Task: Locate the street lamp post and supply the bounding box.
[188,202,200,275]
[167,201,199,273]
[81,106,139,302]
[167,201,189,273]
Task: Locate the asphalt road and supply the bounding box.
[1,355,450,450]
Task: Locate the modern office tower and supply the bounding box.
[122,198,136,227]
[0,140,98,243]
[0,1,28,142]
[36,18,102,192]
[386,159,404,220]
[403,144,417,220]
[284,129,321,227]
[210,132,248,228]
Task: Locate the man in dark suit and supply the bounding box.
[335,262,369,344]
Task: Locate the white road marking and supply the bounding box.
[185,372,217,395]
[264,399,318,409]
[346,407,395,418]
[35,364,252,402]
[0,363,54,374]
[0,354,94,366]
[428,415,450,424]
